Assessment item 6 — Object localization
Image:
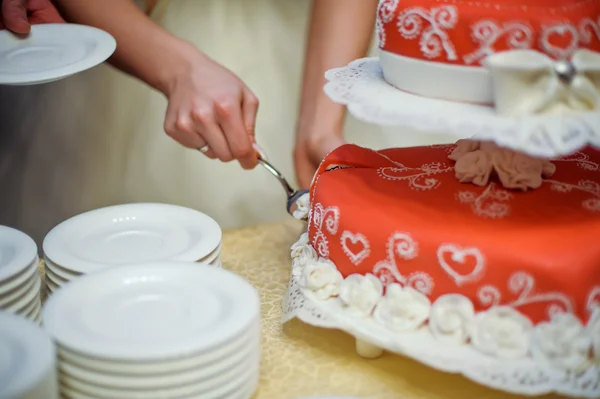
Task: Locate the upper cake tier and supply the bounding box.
[377,0,600,103]
[307,143,600,325]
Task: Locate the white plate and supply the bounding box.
[44,257,81,280]
[0,24,116,86]
[45,276,59,292]
[45,265,69,286]
[0,270,39,307]
[0,258,38,296]
[43,203,222,273]
[60,368,259,399]
[43,262,259,360]
[60,356,259,399]
[56,321,260,374]
[59,342,258,389]
[0,226,37,282]
[4,277,40,312]
[0,310,56,399]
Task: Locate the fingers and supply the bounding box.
[2,0,30,34]
[191,106,234,162]
[214,95,257,170]
[242,88,259,143]
[28,0,66,24]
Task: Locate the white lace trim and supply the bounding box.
[323,58,600,158]
[282,233,600,397]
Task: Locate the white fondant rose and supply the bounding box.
[293,193,310,220]
[587,308,600,361]
[468,306,533,359]
[532,312,592,371]
[429,294,475,345]
[339,274,384,318]
[300,259,343,300]
[373,284,431,332]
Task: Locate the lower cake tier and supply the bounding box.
[292,145,600,366]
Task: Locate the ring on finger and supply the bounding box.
[198,144,210,154]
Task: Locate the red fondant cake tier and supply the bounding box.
[307,144,600,325]
[377,0,600,65]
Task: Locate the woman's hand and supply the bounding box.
[294,130,345,189]
[163,50,260,170]
[0,0,64,34]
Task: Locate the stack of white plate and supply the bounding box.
[43,262,261,399]
[0,226,42,324]
[43,203,222,294]
[0,310,59,399]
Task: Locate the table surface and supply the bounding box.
[41,220,564,399]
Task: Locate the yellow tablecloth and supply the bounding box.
[40,220,563,399]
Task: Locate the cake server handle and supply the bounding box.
[257,157,309,221]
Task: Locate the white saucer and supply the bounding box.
[43,203,222,273]
[43,262,259,360]
[0,24,116,86]
[56,321,260,374]
[0,311,56,399]
[0,226,37,282]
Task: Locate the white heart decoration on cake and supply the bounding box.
[437,244,486,286]
[540,24,579,60]
[340,231,370,266]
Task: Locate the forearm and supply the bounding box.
[54,0,198,95]
[297,0,378,135]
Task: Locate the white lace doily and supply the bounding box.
[324,58,600,159]
[282,270,600,398]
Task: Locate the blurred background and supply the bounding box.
[0,0,455,245]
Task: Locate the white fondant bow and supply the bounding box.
[484,49,600,117]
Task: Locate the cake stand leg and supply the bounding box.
[355,339,383,359]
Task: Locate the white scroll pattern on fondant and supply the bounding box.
[396,5,459,60]
[547,179,600,212]
[377,162,453,190]
[477,272,575,319]
[464,20,534,65]
[456,183,513,219]
[587,286,600,315]
[580,17,600,44]
[340,231,371,266]
[371,232,437,296]
[376,0,400,48]
[311,203,340,258]
[437,244,486,286]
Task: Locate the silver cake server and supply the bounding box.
[257,157,309,221]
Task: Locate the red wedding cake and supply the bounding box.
[285,0,600,395]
